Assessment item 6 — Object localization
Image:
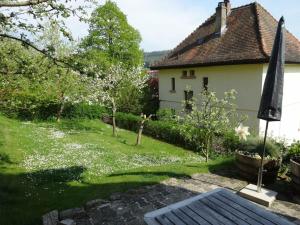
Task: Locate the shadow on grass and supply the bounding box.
[0,153,13,165]
[1,159,299,225]
[27,166,86,185]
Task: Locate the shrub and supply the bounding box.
[156,108,176,121]
[238,137,281,159]
[62,104,108,120]
[1,103,107,120]
[288,141,300,156]
[115,112,198,150]
[221,131,241,152]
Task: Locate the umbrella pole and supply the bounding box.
[257,121,269,193]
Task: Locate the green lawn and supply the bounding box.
[0,115,233,225]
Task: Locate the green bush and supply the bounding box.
[62,104,108,120]
[238,137,281,158]
[288,141,300,157]
[115,112,197,150]
[1,103,107,120]
[115,112,244,154]
[156,109,176,121]
[222,131,241,152]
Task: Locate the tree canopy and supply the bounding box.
[0,0,93,60]
[80,0,143,72]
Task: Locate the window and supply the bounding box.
[184,90,194,111]
[171,78,176,92]
[181,70,196,79]
[203,77,208,91]
[190,70,195,77]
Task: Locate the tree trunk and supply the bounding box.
[136,121,145,146]
[56,92,65,122]
[112,101,117,137]
[56,102,65,122]
[205,136,210,163]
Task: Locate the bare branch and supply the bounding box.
[0,0,49,8]
[0,33,86,75]
[0,33,46,54]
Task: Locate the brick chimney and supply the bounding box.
[215,0,231,35]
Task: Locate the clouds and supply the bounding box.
[67,0,300,52]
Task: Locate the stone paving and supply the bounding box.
[44,169,300,225]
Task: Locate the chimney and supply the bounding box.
[215,0,231,35]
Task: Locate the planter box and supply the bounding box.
[235,152,281,184]
[291,157,300,194]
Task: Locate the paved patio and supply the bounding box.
[45,169,300,225]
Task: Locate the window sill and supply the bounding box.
[170,90,176,93]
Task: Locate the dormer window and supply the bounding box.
[181,70,196,79]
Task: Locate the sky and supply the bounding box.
[67,0,300,52]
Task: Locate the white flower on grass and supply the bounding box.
[50,130,65,139]
[235,124,250,141]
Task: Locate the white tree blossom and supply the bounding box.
[88,63,147,136]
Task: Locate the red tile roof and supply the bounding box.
[151,2,300,69]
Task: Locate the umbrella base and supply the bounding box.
[238,184,277,207]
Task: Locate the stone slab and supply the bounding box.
[238,184,277,207]
[42,210,59,225]
[59,219,76,225]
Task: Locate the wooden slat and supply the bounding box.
[171,209,200,225]
[164,212,186,225]
[218,190,294,225]
[208,195,261,225]
[156,214,174,225]
[214,193,274,225]
[189,200,229,225]
[179,206,210,225]
[200,197,249,225]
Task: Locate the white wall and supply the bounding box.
[260,64,300,142]
[158,64,264,133]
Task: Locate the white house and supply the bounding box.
[150,1,300,142]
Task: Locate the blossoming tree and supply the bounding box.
[90,64,147,136]
[178,89,246,162]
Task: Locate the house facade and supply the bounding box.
[151,1,300,142]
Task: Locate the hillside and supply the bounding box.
[0,115,209,225]
[144,50,170,68]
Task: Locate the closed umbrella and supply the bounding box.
[257,17,285,192]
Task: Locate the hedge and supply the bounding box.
[1,103,107,120]
[115,112,198,151]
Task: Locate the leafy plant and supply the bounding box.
[156,109,176,121]
[238,137,281,159]
[177,89,243,162]
[288,141,300,158]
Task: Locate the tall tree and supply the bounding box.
[80,0,143,72]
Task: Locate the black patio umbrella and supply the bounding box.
[257,17,285,192]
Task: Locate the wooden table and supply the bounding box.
[144,188,294,225]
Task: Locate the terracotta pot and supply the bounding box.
[235,152,281,184]
[291,157,300,194]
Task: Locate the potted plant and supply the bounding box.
[289,142,300,194]
[236,137,282,184]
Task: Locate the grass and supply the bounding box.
[0,115,233,225]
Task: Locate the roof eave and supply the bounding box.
[150,58,269,70]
